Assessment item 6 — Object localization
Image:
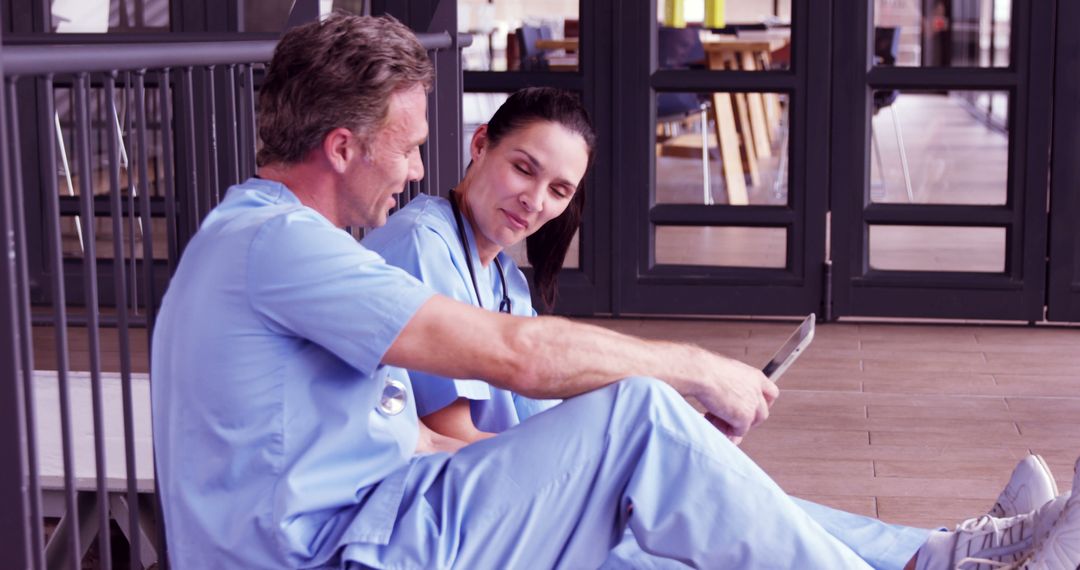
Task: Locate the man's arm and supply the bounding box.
[384,296,777,438]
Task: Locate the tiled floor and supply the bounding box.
[580,317,1080,529]
[33,316,1079,530]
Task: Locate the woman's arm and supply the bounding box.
[415,418,470,454]
[421,398,496,444]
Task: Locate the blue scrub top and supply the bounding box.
[363,194,559,432]
[151,178,436,568]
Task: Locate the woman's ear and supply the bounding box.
[469,124,489,163]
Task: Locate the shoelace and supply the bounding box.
[955,492,1075,570]
[955,552,1033,570]
[952,515,1036,570]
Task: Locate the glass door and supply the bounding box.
[828,0,1054,321]
[614,0,827,316]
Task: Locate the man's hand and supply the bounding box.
[416,420,468,455]
[689,352,778,442]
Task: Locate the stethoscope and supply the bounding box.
[449,190,512,314]
[378,191,512,418]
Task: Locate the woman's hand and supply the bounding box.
[415,420,469,455]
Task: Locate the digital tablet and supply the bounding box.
[760,314,815,383]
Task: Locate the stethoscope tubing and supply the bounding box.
[449,190,512,314]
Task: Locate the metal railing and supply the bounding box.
[1,30,460,570]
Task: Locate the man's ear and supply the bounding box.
[323,127,358,173]
[469,124,489,163]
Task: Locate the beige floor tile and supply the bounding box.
[876,496,989,528]
[870,429,1024,447]
[867,401,1011,421]
[769,398,867,419]
[861,373,997,395]
[874,458,1027,481]
[795,495,878,518]
[770,473,1004,500]
[976,328,1080,345]
[753,457,874,479]
[775,374,863,392]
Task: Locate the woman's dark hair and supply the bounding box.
[483,87,597,312]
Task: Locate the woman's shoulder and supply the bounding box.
[398,194,455,234]
[363,194,455,250]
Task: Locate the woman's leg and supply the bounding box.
[341,377,875,569]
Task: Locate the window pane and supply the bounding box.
[868,225,1006,273]
[873,0,1010,68]
[655,226,786,268]
[656,91,789,206]
[656,0,792,72]
[869,91,1008,205]
[50,0,169,33]
[459,0,580,72]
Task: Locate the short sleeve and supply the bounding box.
[247,212,436,377]
[365,223,494,415]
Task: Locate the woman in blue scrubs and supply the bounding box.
[363,87,591,439]
[361,88,1056,569]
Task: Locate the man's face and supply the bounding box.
[346,85,428,228]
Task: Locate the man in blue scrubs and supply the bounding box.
[151,13,1078,570]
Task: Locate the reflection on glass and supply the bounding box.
[869,91,1007,205]
[52,85,168,200]
[506,230,580,269]
[463,93,511,168]
[873,0,1010,67]
[655,91,789,206]
[657,0,792,28]
[50,0,169,33]
[868,225,1005,273]
[656,226,786,268]
[459,0,580,72]
[656,0,792,72]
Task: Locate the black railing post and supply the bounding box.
[0,18,35,570]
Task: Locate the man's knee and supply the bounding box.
[613,376,683,406]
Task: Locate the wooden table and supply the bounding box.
[530,35,792,206]
[534,38,579,71]
[702,37,788,205]
[535,38,579,52]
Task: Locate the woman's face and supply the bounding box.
[463,120,590,254]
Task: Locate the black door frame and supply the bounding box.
[1047,0,1080,322]
[612,0,830,317]
[829,0,1056,321]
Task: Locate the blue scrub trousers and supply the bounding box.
[342,377,929,569]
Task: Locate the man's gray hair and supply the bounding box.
[256,13,434,166]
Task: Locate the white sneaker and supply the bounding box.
[1012,457,1079,570]
[952,457,1080,570]
[989,454,1060,518]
